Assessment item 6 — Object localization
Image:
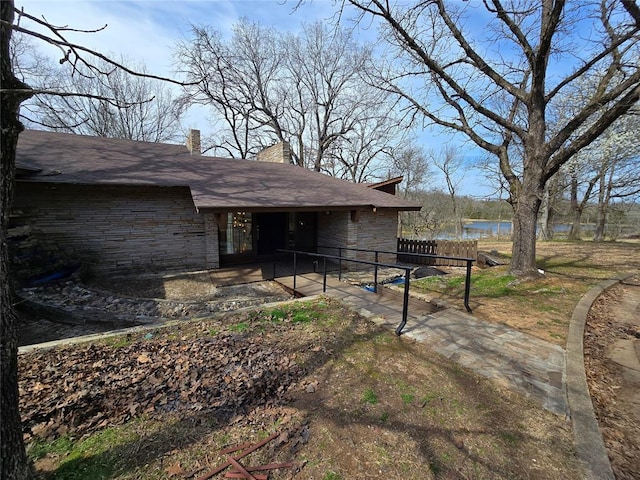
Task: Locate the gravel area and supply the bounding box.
[17,278,292,346]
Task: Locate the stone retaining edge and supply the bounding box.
[566,273,634,480]
[18,295,322,354]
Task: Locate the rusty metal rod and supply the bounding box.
[196,432,280,480]
[227,457,257,480]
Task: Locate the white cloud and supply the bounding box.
[17,0,336,77]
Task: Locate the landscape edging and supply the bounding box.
[18,295,321,354]
[566,273,634,480]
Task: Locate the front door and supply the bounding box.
[291,212,317,251]
[256,212,288,256]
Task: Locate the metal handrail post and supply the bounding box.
[464,260,473,313]
[373,251,379,293]
[338,247,342,281]
[395,268,411,335]
[323,257,327,293]
[293,252,297,295]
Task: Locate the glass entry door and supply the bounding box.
[218,211,318,265]
[219,212,253,263]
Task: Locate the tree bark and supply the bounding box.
[567,176,581,240]
[510,192,542,277]
[539,186,554,241]
[508,146,544,277]
[594,168,614,242]
[1,1,33,478]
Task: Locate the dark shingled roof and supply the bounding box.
[15,130,421,212]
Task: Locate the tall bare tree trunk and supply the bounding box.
[508,141,544,276]
[567,177,582,240]
[1,1,33,478]
[510,191,542,276]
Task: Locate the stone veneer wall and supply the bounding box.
[202,212,220,270]
[317,209,399,269]
[356,210,398,265]
[317,211,356,262]
[256,142,292,164]
[12,183,212,275]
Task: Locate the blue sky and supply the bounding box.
[17,1,336,73]
[16,0,494,197]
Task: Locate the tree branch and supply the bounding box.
[621,0,640,27]
[547,83,640,180]
[4,12,194,87]
[347,0,527,134]
[486,0,535,67]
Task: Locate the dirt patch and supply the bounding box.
[87,271,222,301]
[20,298,581,479]
[584,278,640,480]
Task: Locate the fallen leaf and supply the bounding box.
[165,462,186,477]
[137,353,151,364]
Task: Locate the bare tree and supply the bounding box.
[289,22,381,172]
[1,5,189,477]
[22,56,184,142]
[565,158,601,240]
[9,31,51,85]
[341,0,640,277]
[1,8,31,475]
[476,156,513,238]
[177,19,399,177]
[414,190,456,240]
[389,144,432,236]
[176,22,285,158]
[538,171,566,240]
[432,146,465,239]
[390,144,431,197]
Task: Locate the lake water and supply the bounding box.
[435,221,593,240]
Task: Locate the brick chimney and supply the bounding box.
[256,141,291,164]
[186,129,201,155]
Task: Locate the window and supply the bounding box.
[219,212,253,255]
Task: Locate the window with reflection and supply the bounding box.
[219,212,253,255]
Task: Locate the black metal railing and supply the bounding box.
[317,245,474,314]
[274,249,412,335]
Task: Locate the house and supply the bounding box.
[11,129,420,278]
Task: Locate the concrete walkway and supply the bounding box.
[275,272,568,416]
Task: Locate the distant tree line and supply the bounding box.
[400,189,640,241]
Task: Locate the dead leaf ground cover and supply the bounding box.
[20,297,581,479]
[412,239,640,345]
[584,279,640,480]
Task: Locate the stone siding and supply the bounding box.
[256,142,291,164]
[317,211,355,262]
[356,210,398,265]
[11,181,401,277]
[12,183,208,275]
[317,209,398,269]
